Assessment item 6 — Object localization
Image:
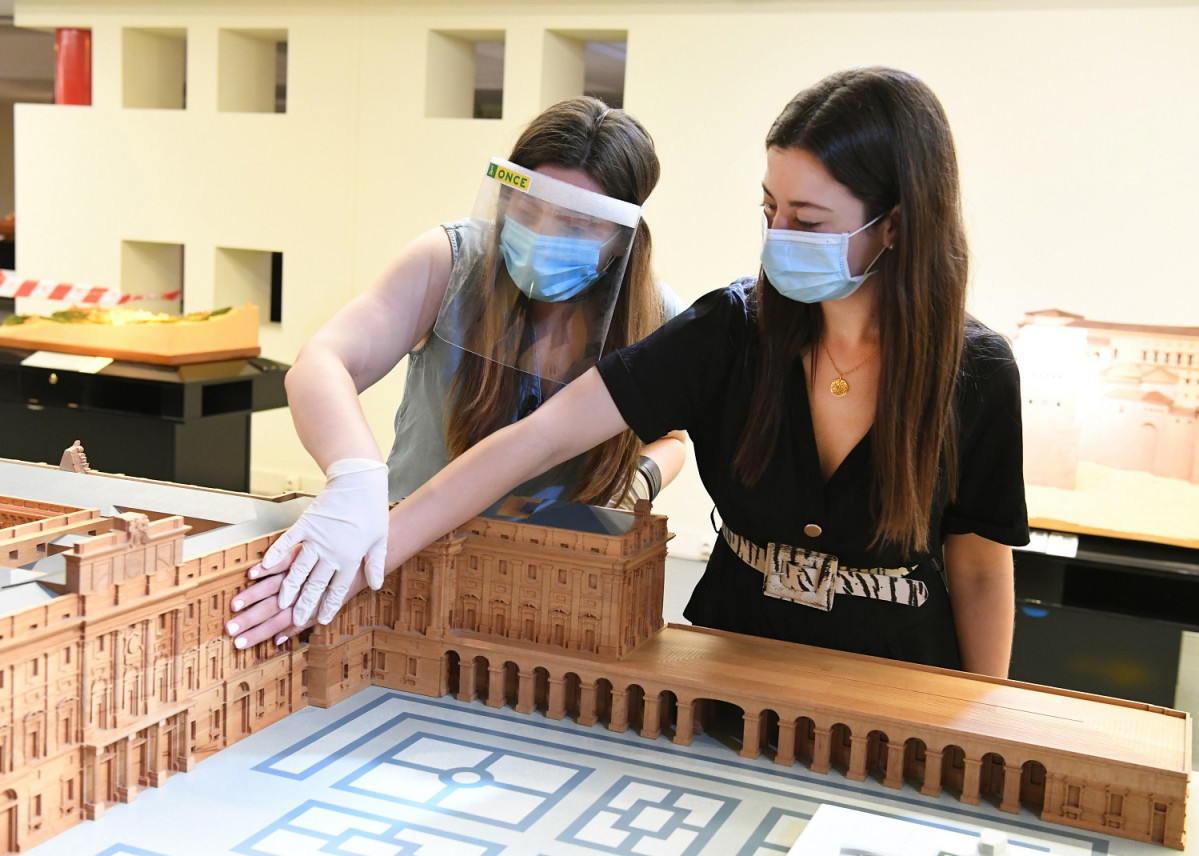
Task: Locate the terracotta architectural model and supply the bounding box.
[0,455,1190,853]
[1016,308,1199,489]
[0,303,260,365]
[57,441,89,474]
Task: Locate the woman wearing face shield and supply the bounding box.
[234,68,1028,678]
[226,97,687,638]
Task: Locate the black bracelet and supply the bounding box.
[637,455,662,502]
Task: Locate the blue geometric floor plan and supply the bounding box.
[24,687,1171,855]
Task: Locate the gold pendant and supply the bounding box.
[830,377,849,397]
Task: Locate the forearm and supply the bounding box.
[384,367,628,570]
[641,431,687,491]
[944,535,1015,678]
[284,228,453,472]
[950,572,1014,677]
[285,349,384,471]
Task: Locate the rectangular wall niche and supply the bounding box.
[542,31,627,110]
[218,28,288,113]
[215,247,282,323]
[121,240,184,314]
[426,30,505,119]
[122,28,187,109]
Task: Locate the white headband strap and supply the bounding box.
[486,157,642,228]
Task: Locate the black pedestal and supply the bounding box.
[1011,535,1199,707]
[0,348,288,492]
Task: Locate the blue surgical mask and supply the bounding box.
[500,218,606,302]
[760,214,887,303]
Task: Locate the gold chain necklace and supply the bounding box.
[821,339,875,397]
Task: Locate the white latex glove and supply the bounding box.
[267,458,389,626]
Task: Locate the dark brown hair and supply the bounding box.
[446,97,663,505]
[733,67,968,553]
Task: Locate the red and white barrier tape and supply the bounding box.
[0,269,180,307]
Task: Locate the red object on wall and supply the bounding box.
[55,28,93,106]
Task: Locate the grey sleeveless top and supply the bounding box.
[386,219,686,503]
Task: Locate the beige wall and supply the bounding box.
[11,0,1199,557]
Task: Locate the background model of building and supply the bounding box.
[0,458,1190,853]
[1018,310,1199,489]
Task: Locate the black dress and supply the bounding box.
[596,283,1030,669]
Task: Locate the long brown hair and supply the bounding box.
[732,67,969,553]
[446,97,663,505]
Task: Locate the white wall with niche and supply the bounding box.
[11,0,1199,559]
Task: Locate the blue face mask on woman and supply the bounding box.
[500,218,607,302]
[760,214,887,303]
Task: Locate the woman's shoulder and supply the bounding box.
[615,278,757,367]
[440,218,470,263]
[958,317,1020,398]
[962,317,1017,367]
[656,278,759,348]
[685,277,758,322]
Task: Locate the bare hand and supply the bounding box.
[228,554,314,649]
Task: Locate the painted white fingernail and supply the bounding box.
[232,599,243,611]
[234,636,248,649]
[275,635,288,646]
[226,622,239,634]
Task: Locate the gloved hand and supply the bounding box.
[266,458,389,626]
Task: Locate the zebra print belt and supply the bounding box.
[719,525,928,612]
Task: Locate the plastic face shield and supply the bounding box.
[434,158,641,386]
